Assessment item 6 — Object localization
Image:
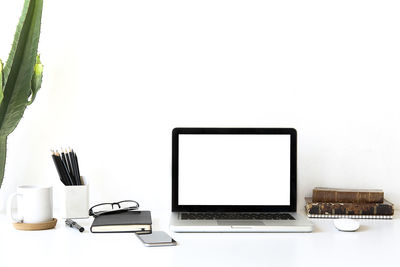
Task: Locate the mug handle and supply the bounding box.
[7,193,23,223]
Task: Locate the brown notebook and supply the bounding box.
[312,187,384,203]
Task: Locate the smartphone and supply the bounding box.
[136,231,177,247]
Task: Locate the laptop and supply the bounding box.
[170,128,313,233]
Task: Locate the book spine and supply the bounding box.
[307,214,393,219]
[312,189,384,203]
[305,201,394,216]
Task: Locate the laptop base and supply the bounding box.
[170,212,313,233]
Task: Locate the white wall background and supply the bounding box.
[0,0,399,212]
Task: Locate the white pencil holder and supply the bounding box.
[62,178,89,219]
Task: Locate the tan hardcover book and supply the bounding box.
[312,187,384,203]
[305,197,394,217]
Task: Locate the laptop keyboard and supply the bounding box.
[181,212,295,220]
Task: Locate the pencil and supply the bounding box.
[51,151,66,185]
[65,149,77,185]
[71,149,81,185]
[61,150,70,174]
[67,149,76,185]
[51,148,84,186]
[56,152,69,185]
[75,151,82,185]
[56,151,74,185]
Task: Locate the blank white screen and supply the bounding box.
[178,134,291,206]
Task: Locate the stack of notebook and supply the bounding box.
[305,187,394,219]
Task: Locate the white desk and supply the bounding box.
[0,211,398,267]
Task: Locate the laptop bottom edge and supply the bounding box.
[170,212,313,233]
[170,225,313,233]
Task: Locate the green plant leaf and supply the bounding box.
[0,60,3,104]
[0,0,43,137]
[28,54,43,105]
[0,136,7,188]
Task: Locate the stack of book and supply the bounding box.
[305,187,394,219]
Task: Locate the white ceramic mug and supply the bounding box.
[7,186,53,223]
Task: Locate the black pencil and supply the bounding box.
[61,150,69,174]
[71,149,81,185]
[51,151,66,185]
[54,152,66,185]
[73,150,82,185]
[56,152,69,185]
[51,148,84,186]
[67,149,77,185]
[65,149,77,185]
[56,151,74,185]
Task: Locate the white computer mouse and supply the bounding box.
[334,219,360,232]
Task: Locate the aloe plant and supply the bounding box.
[0,0,44,188]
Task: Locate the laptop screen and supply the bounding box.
[172,128,297,212]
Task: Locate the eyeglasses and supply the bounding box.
[89,200,140,217]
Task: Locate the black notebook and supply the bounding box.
[90,211,152,233]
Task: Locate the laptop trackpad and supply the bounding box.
[217,220,265,226]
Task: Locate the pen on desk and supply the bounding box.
[65,219,84,232]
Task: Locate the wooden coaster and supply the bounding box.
[12,218,57,231]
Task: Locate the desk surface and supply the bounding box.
[0,211,398,267]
